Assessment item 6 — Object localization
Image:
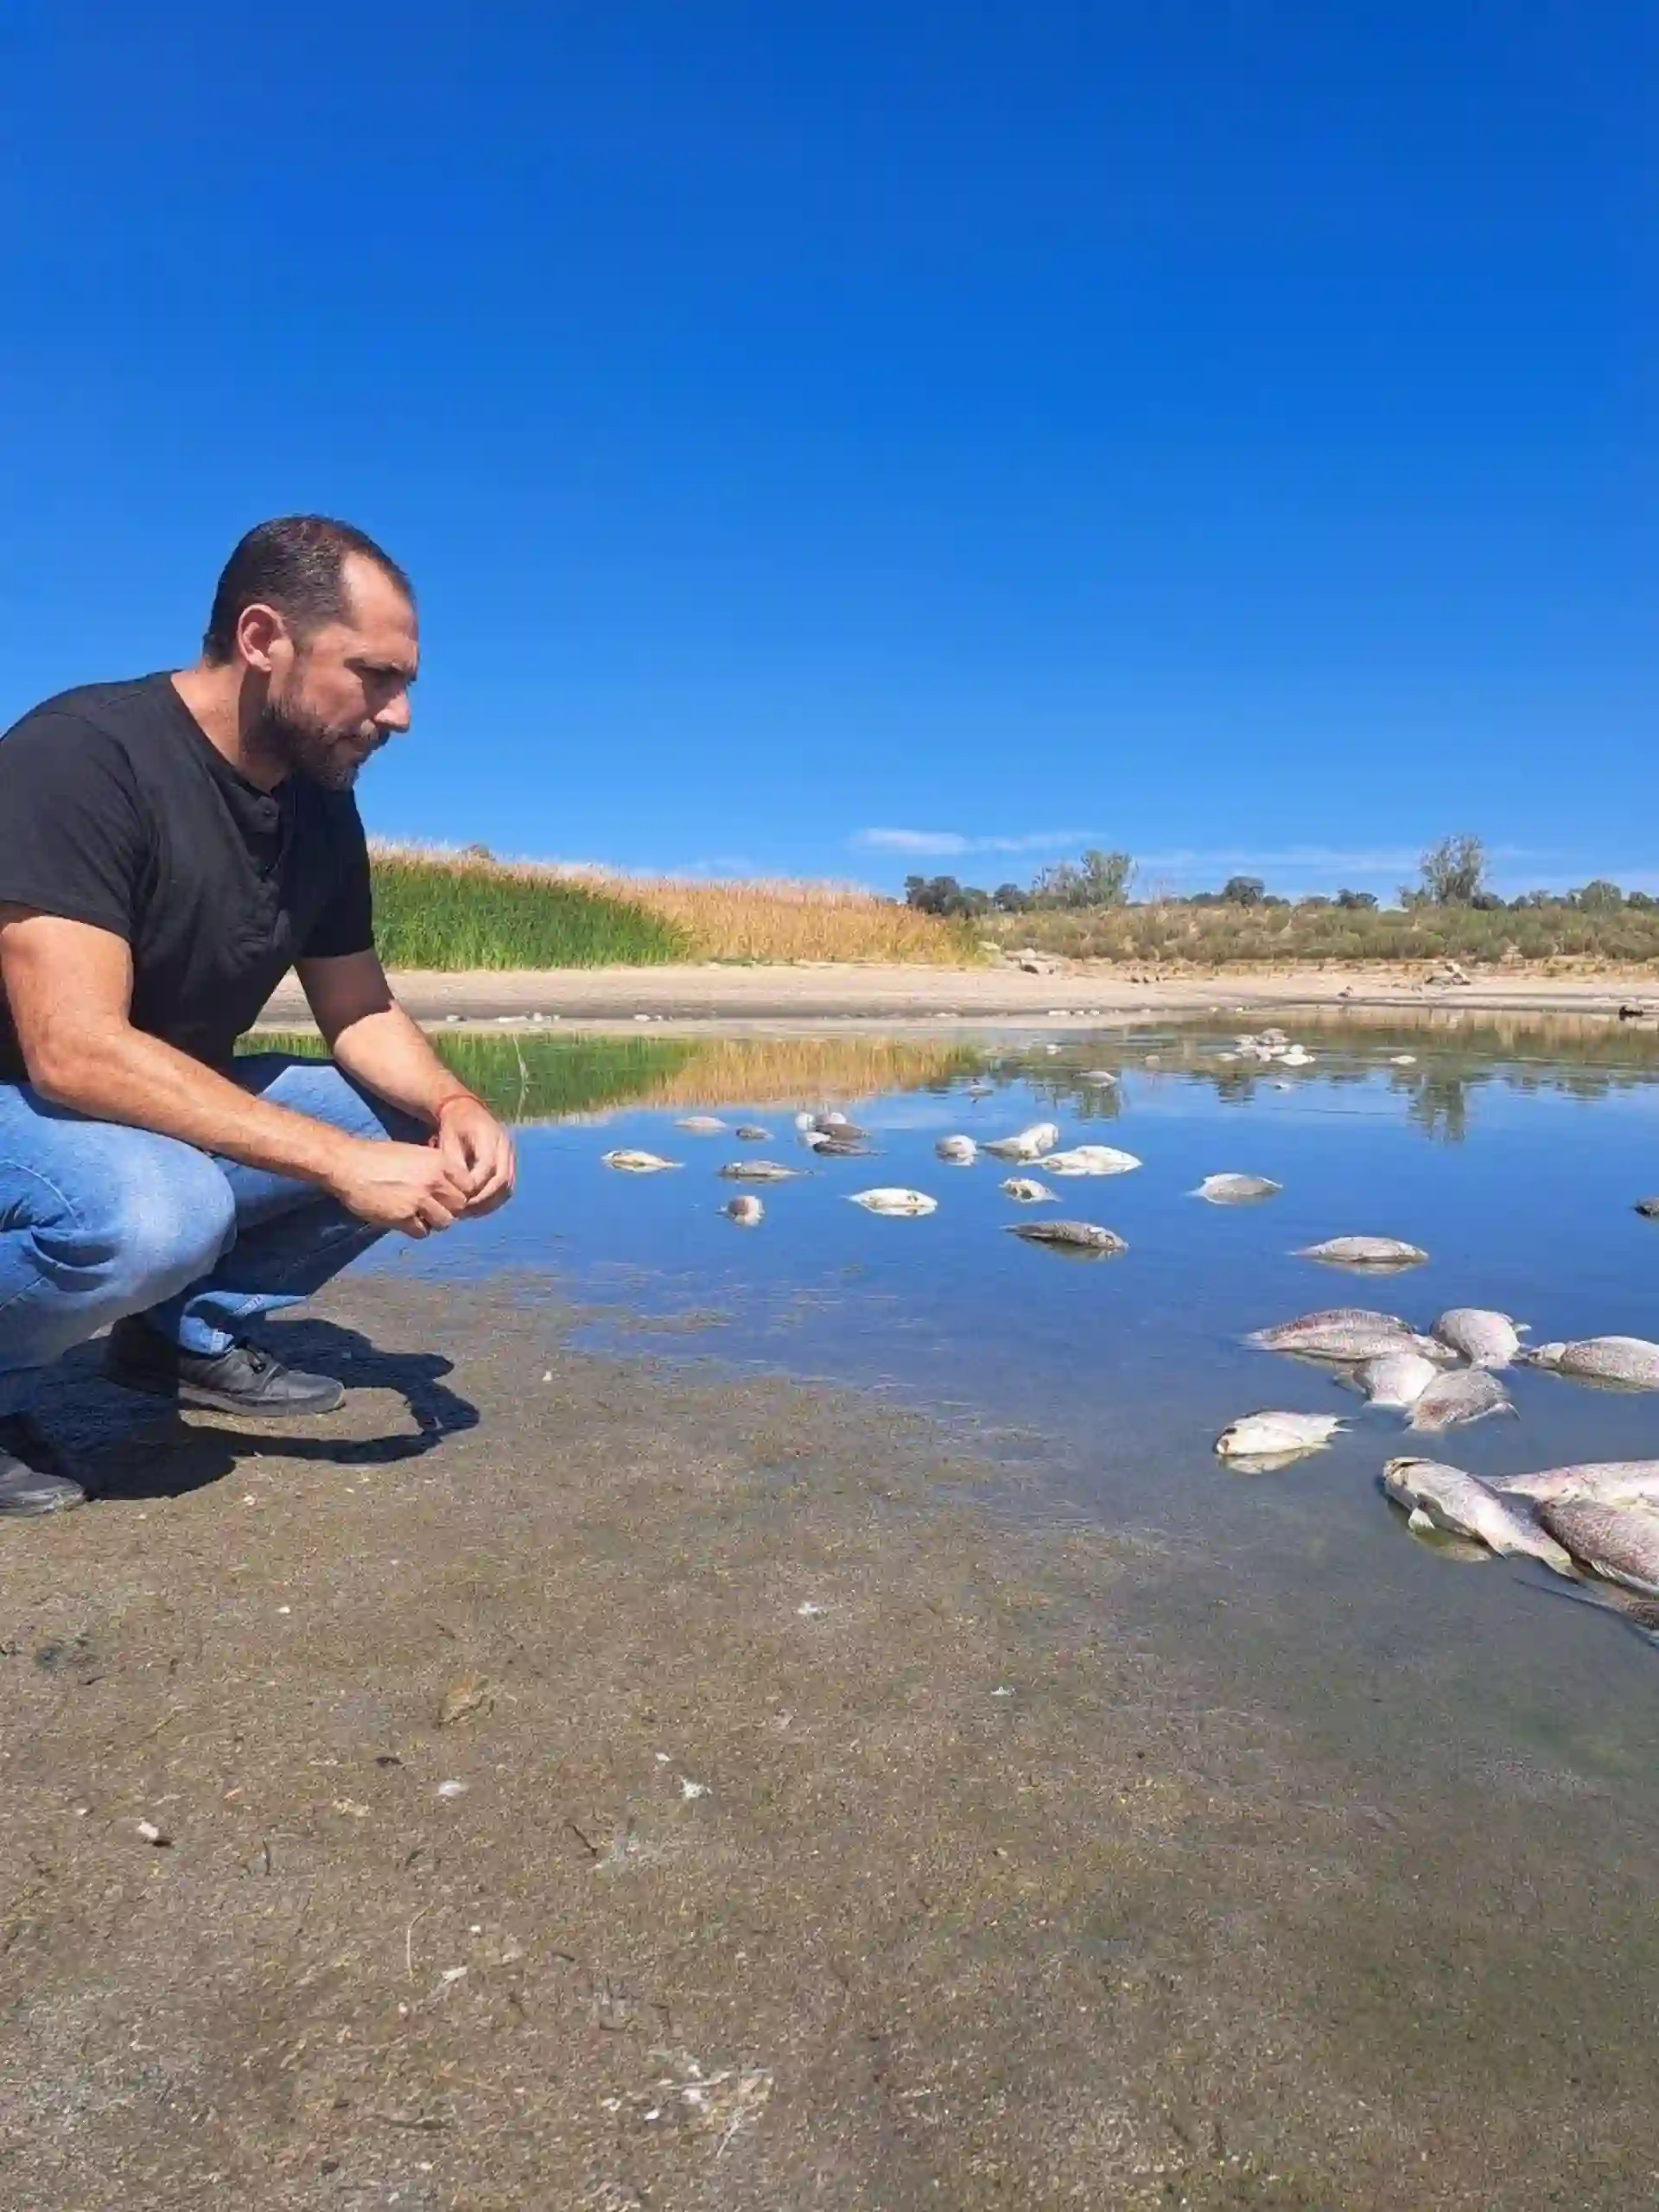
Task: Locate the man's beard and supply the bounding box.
[252,695,386,792]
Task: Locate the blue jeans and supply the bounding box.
[0,1054,419,1418]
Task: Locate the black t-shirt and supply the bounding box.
[0,673,374,1083]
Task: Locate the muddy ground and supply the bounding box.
[3,1276,1659,2209]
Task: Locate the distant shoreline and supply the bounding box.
[257,960,1659,1033]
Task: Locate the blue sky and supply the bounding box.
[1,2,1650,900]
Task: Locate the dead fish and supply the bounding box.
[1520,1337,1659,1389]
[719,1160,806,1183]
[1494,1460,1659,1507]
[1408,1369,1516,1432]
[675,1115,728,1135]
[1216,1411,1346,1460]
[1431,1307,1527,1370]
[848,1187,938,1217]
[1382,1458,1573,1573]
[1296,1236,1428,1269]
[723,1196,764,1226]
[1007,1221,1127,1254]
[813,1112,869,1140]
[1081,1070,1118,1086]
[734,1125,772,1142]
[1000,1177,1058,1204]
[1352,1351,1440,1409]
[983,1122,1060,1161]
[1245,1308,1437,1361]
[1535,1500,1659,1598]
[802,1130,874,1156]
[1636,1198,1659,1220]
[1040,1145,1141,1177]
[1192,1173,1282,1205]
[935,1135,978,1164]
[1389,1053,1417,1066]
[601,1149,681,1173]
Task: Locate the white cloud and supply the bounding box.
[853,827,1103,858]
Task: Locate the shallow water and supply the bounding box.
[373,1016,1659,1795]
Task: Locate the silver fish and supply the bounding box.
[1007,1221,1126,1254]
[1001,1177,1058,1204]
[1492,1460,1659,1507]
[1519,1337,1659,1389]
[1535,1500,1659,1598]
[719,1160,806,1183]
[1039,1145,1141,1177]
[675,1116,728,1135]
[1352,1351,1440,1408]
[1382,1459,1573,1573]
[1408,1369,1515,1433]
[1192,1173,1281,1205]
[722,1196,764,1226]
[1216,1411,1345,1460]
[814,1113,869,1140]
[601,1149,682,1173]
[734,1125,772,1142]
[983,1122,1061,1161]
[1246,1308,1435,1361]
[934,1135,978,1164]
[1296,1236,1428,1269]
[1431,1307,1527,1370]
[848,1187,938,1217]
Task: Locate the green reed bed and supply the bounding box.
[369,852,688,971]
[247,1032,697,1124]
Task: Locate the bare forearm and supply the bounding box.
[27,1020,352,1185]
[326,1002,474,1125]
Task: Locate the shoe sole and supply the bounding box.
[106,1372,346,1417]
[0,1489,86,1517]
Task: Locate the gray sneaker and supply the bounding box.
[104,1317,346,1416]
[0,1415,86,1517]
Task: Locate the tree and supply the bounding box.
[1221,875,1266,907]
[1418,834,1489,906]
[1077,849,1135,906]
[1628,890,1657,912]
[1335,888,1378,911]
[1573,880,1624,912]
[991,882,1029,913]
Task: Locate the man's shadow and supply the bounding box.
[48,1314,479,1503]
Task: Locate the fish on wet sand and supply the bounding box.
[1352,1351,1440,1408]
[934,1135,978,1164]
[1535,1500,1659,1598]
[848,1188,938,1217]
[983,1122,1061,1161]
[1431,1307,1527,1370]
[1296,1236,1428,1269]
[719,1160,806,1183]
[1007,1221,1127,1254]
[1382,1459,1574,1573]
[1001,1178,1058,1204]
[1192,1173,1281,1205]
[1407,1369,1515,1432]
[1493,1460,1659,1506]
[1216,1411,1346,1461]
[601,1149,682,1173]
[1519,1337,1659,1389]
[1245,1308,1447,1363]
[675,1116,728,1135]
[723,1196,764,1226]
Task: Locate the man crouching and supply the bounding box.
[0,515,515,1514]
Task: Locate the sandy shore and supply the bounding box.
[6,1276,1659,2207]
[259,961,1659,1033]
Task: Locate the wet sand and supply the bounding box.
[259,961,1659,1033]
[6,1277,1659,2208]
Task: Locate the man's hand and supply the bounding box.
[325,1137,474,1236]
[435,1096,516,1217]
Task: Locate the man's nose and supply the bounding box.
[377,689,413,735]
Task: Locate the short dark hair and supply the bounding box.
[202,515,414,664]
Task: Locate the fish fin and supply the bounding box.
[1407,1507,1435,1533]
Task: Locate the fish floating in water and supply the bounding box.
[1351,1351,1440,1408]
[1518,1337,1659,1389]
[1382,1459,1573,1574]
[1216,1411,1345,1461]
[848,1188,938,1217]
[734,1125,772,1142]
[601,1149,681,1173]
[802,1130,874,1157]
[1430,1307,1527,1370]
[1492,1460,1659,1507]
[1246,1308,1446,1363]
[811,1112,870,1140]
[1534,1499,1659,1599]
[1296,1236,1428,1270]
[1000,1178,1058,1204]
[719,1160,806,1183]
[723,1196,764,1226]
[1039,1144,1141,1178]
[1635,1198,1659,1220]
[1192,1173,1281,1205]
[983,1122,1060,1161]
[1407,1369,1515,1433]
[675,1116,728,1135]
[935,1135,978,1164]
[1080,1070,1118,1086]
[1007,1221,1126,1254]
